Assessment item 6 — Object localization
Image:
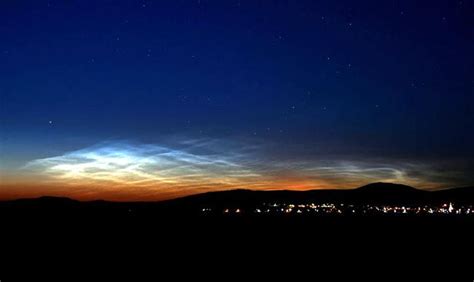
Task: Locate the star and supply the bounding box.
[49,120,53,125]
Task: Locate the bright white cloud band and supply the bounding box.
[21,140,462,199]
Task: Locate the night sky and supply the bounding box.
[1,0,473,200]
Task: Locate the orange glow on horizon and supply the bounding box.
[0,141,447,201]
[0,176,443,202]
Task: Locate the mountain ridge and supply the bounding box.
[1,182,473,205]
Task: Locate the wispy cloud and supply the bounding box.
[17,139,472,200]
[26,141,260,189]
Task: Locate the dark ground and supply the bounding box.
[1,184,474,275]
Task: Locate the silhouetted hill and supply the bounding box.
[1,183,473,215]
[160,182,469,208]
[356,182,420,193]
[349,182,427,204]
[160,188,349,212]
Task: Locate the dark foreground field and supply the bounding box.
[1,183,474,272]
[2,209,473,275]
[2,210,473,270]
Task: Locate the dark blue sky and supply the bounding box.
[1,1,473,199]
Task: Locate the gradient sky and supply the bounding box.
[1,0,473,201]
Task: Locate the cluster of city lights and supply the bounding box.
[202,202,474,216]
